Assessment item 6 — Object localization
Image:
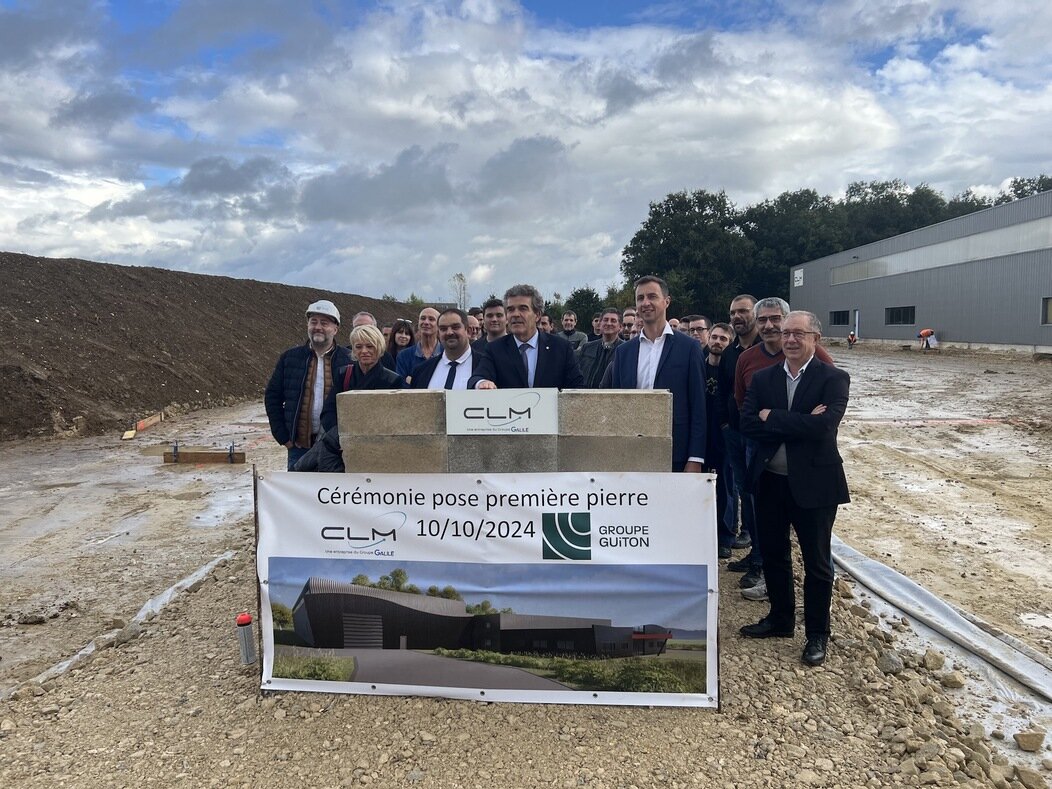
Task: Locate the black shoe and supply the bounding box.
[802,636,828,666]
[718,545,732,559]
[732,533,752,550]
[740,618,794,639]
[726,557,751,572]
[739,566,763,588]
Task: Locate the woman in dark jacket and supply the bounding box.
[382,318,414,371]
[319,324,402,432]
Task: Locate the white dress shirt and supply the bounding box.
[636,322,673,390]
[426,348,473,390]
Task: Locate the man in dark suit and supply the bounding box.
[738,310,850,667]
[605,275,706,472]
[469,284,584,390]
[410,308,490,389]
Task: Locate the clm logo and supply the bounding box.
[542,512,591,560]
[320,511,407,549]
[464,391,542,427]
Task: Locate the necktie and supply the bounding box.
[443,360,459,390]
[519,342,531,386]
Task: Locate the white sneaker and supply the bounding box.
[741,577,767,601]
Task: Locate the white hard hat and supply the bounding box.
[306,300,341,325]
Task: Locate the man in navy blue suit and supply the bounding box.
[410,308,491,389]
[468,284,584,390]
[605,275,706,472]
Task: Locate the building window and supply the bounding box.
[556,640,574,651]
[829,311,849,326]
[885,306,916,325]
[1044,298,1052,325]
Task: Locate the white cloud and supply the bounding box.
[0,1,1050,302]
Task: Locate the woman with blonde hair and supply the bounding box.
[320,324,402,432]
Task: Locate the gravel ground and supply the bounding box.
[1,537,1049,788]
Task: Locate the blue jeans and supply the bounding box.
[287,446,309,471]
[722,427,760,566]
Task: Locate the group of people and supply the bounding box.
[264,278,850,667]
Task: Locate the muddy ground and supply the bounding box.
[0,252,407,441]
[1,343,1050,787]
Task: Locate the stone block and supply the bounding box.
[447,435,558,474]
[337,389,445,436]
[341,435,447,473]
[558,390,671,437]
[558,435,672,472]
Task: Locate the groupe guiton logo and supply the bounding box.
[462,391,542,427]
[541,512,591,560]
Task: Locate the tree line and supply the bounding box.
[384,175,1051,323]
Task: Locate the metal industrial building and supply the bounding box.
[291,577,673,656]
[791,190,1052,353]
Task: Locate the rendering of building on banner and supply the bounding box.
[791,189,1052,353]
[291,577,674,656]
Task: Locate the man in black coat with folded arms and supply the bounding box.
[738,310,850,667]
[469,284,584,390]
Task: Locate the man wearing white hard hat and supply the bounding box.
[265,300,353,470]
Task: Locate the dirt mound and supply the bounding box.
[0,252,408,441]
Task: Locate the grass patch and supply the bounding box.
[666,640,707,651]
[272,653,356,682]
[432,649,705,693]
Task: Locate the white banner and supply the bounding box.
[256,471,718,707]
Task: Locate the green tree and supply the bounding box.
[351,573,371,586]
[946,189,992,219]
[564,286,604,325]
[405,292,425,310]
[995,175,1052,204]
[271,602,294,630]
[602,281,635,310]
[740,189,844,301]
[621,189,756,318]
[440,585,462,600]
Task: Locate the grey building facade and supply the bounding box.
[791,190,1052,353]
[291,577,672,657]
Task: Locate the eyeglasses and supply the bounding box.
[688,327,708,334]
[780,330,818,340]
[756,315,783,324]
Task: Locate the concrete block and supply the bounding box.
[341,435,447,473]
[337,389,445,436]
[558,390,671,437]
[447,435,558,474]
[558,436,672,472]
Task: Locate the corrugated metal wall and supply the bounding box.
[791,191,1052,347]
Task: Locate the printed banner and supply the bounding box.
[256,471,719,707]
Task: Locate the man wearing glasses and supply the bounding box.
[731,298,835,591]
[738,311,850,668]
[685,315,711,346]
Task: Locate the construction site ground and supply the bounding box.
[1,344,1050,787]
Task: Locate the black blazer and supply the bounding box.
[739,358,850,509]
[319,362,403,432]
[468,331,584,389]
[409,350,491,389]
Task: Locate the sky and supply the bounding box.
[2,0,1050,305]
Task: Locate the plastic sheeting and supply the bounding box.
[1,550,237,699]
[832,535,1052,703]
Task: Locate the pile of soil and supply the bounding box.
[0,252,408,441]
